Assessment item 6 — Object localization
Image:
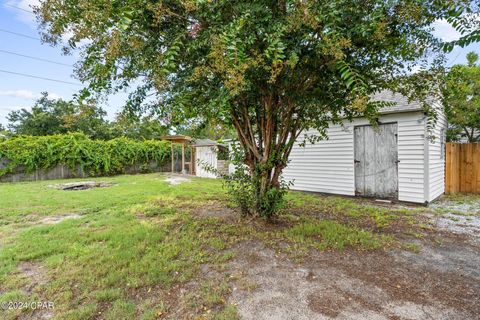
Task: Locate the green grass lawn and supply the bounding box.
[0,173,439,319]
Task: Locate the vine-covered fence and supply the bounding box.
[0,134,175,183]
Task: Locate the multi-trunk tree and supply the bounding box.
[36,0,476,216]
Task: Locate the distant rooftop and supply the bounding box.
[192,139,225,147]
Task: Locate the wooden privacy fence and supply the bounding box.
[445,143,480,194]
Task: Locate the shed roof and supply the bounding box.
[374,90,425,114]
[192,138,225,147]
[160,135,192,143]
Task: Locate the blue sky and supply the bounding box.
[0,0,130,126]
[1,0,479,126]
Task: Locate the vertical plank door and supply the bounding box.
[354,123,398,199]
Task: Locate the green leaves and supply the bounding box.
[118,10,134,31]
[265,28,286,62]
[0,134,171,177]
[442,52,480,142]
[442,4,480,52]
[337,61,367,93]
[160,36,185,76]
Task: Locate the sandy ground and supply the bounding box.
[228,211,480,320]
[165,175,192,185]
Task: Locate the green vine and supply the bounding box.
[0,133,171,177]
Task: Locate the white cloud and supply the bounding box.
[0,90,39,99]
[431,19,462,42]
[0,90,62,100]
[4,0,39,27]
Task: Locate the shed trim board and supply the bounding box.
[423,118,430,203]
[282,111,446,204]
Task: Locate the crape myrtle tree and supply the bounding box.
[36,0,475,217]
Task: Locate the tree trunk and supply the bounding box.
[230,97,300,217]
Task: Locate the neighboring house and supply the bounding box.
[282,91,447,204]
[455,128,480,143]
[193,139,228,178]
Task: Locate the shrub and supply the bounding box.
[200,142,290,218]
[0,133,171,177]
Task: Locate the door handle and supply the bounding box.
[354,160,360,163]
[395,160,400,163]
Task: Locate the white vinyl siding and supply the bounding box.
[283,112,427,203]
[428,106,447,201]
[195,146,218,178]
[284,125,355,196]
[396,115,427,203]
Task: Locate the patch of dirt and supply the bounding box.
[165,175,192,185]
[17,262,54,320]
[38,213,82,225]
[227,238,479,320]
[49,181,113,191]
[18,262,48,293]
[196,203,238,220]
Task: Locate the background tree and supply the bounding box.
[111,111,169,140]
[442,52,480,142]
[37,0,476,217]
[7,93,111,139]
[176,119,237,141]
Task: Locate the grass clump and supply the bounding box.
[286,219,391,250]
[105,300,137,320]
[131,202,178,217]
[93,288,123,302]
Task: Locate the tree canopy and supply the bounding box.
[112,111,170,140]
[7,93,111,139]
[442,51,480,142]
[36,0,478,216]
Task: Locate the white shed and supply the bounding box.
[282,92,447,204]
[193,139,229,178]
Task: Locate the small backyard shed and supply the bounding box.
[282,91,447,204]
[192,139,228,178]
